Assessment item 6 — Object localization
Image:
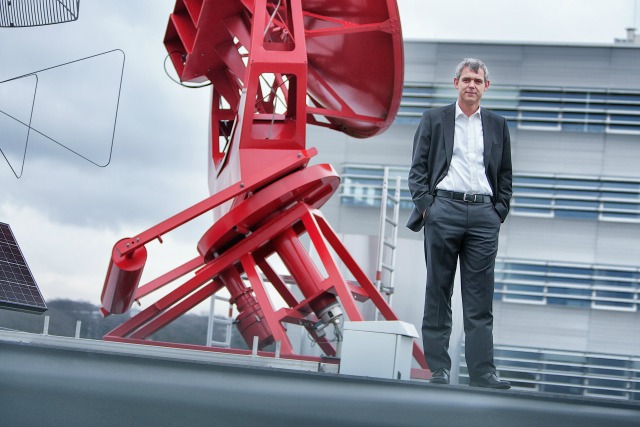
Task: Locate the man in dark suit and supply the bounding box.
[407,58,512,389]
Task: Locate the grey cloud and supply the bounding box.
[2,0,213,238]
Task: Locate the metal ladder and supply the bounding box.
[374,167,401,320]
[206,294,234,347]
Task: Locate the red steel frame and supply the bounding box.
[101,0,428,375]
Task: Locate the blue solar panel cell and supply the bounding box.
[0,222,47,313]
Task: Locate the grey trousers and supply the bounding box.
[422,196,501,378]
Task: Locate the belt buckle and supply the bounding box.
[463,193,476,203]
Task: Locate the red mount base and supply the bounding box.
[102,0,425,377]
[103,164,427,374]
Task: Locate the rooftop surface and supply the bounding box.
[1,329,639,427]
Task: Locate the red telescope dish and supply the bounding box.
[164,0,403,138]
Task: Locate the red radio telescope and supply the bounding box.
[100,0,427,372]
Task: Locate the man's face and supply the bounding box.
[454,66,490,106]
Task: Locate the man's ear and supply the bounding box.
[453,78,459,89]
[485,80,490,90]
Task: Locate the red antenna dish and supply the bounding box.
[164,0,403,138]
[100,0,427,376]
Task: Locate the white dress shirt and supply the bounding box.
[436,102,493,196]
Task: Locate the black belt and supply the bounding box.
[435,189,492,204]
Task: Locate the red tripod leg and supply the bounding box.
[239,253,295,354]
[313,211,429,371]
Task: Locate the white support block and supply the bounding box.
[339,321,418,380]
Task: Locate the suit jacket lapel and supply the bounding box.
[481,108,493,168]
[443,103,456,166]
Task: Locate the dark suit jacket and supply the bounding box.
[406,103,513,232]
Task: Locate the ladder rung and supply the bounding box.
[387,195,400,203]
[211,317,234,325]
[384,217,398,227]
[380,285,395,295]
[381,263,395,272]
[383,241,396,250]
[209,340,230,347]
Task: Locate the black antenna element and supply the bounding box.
[0,0,80,28]
[0,49,126,178]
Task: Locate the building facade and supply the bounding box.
[308,40,640,400]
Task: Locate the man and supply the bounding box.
[407,58,512,389]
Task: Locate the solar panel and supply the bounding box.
[0,222,47,314]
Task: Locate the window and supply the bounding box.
[396,83,640,135]
[460,345,640,401]
[512,174,640,223]
[340,165,414,210]
[341,165,640,223]
[494,258,640,312]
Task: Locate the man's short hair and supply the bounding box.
[455,58,489,81]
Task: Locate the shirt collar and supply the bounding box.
[455,101,482,119]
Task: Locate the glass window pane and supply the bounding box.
[563,123,589,132]
[557,179,598,188]
[607,93,640,102]
[509,263,547,272]
[521,90,562,99]
[595,290,633,299]
[548,287,591,296]
[594,301,635,309]
[514,197,552,206]
[563,92,588,100]
[522,111,560,119]
[602,182,640,191]
[609,124,640,132]
[610,114,640,123]
[602,192,640,200]
[556,200,599,209]
[403,86,435,95]
[555,210,599,219]
[603,202,639,212]
[548,297,591,307]
[505,294,545,302]
[513,207,553,215]
[517,187,553,195]
[549,266,591,275]
[595,269,637,279]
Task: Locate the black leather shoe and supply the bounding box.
[429,368,450,384]
[469,372,511,389]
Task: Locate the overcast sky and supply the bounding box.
[1,0,639,312]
